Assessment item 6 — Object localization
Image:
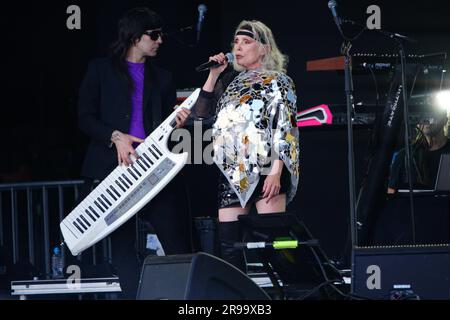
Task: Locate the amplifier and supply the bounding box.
[352,244,450,300]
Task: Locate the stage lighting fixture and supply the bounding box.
[435,90,450,112]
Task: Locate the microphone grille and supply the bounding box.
[328,0,337,9]
[225,52,235,63]
[198,4,207,13]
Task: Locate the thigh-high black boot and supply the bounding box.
[218,221,246,273]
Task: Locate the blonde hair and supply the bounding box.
[231,20,288,73]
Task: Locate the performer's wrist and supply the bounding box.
[269,160,284,176]
[111,130,122,144]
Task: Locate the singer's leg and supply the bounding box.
[218,207,250,273]
[217,174,250,272]
[255,194,286,214]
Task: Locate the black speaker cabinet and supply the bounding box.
[136,252,270,300]
[352,245,450,300]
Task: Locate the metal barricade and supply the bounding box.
[0,180,113,280]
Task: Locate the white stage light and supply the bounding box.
[435,90,450,112]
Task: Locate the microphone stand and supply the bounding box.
[342,41,359,250]
[328,20,362,297]
[398,39,417,244]
[331,22,359,252]
[383,32,417,243]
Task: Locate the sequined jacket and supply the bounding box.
[194,69,300,207]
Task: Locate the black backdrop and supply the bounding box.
[1,0,449,263]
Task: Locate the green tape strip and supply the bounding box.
[273,240,298,249]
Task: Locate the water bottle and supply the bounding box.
[51,246,64,279]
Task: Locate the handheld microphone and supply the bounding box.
[328,0,343,35]
[196,4,207,44]
[195,52,234,72]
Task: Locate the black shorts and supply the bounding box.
[218,169,290,209]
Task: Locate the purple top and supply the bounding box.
[127,61,146,140]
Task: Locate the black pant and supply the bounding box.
[78,176,192,299]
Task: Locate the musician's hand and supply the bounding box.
[174,107,191,128]
[111,130,144,166]
[202,53,229,93]
[208,52,229,78]
[262,174,282,204]
[261,160,284,203]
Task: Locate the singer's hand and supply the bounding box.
[202,53,229,93]
[261,160,284,204]
[262,174,282,204]
[174,107,191,128]
[208,52,229,77]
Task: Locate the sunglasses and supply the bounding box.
[143,29,163,41]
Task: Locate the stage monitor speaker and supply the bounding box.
[352,245,450,300]
[136,252,270,300]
